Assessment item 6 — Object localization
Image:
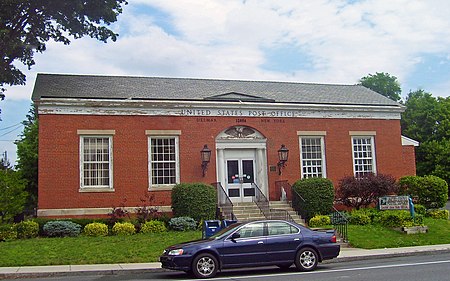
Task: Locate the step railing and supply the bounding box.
[212,182,236,221]
[290,185,348,243]
[252,183,295,222]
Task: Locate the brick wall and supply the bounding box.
[38,114,411,214]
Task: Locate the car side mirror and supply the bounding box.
[230,232,241,240]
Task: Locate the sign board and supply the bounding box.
[378,196,410,210]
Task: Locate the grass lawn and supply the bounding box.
[347,218,450,249]
[0,231,202,267]
[0,218,449,267]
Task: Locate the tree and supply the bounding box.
[0,0,128,98]
[15,105,38,210]
[359,72,402,101]
[0,169,28,223]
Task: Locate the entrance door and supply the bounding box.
[225,150,256,203]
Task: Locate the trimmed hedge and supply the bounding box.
[426,209,449,220]
[308,215,331,227]
[171,183,217,222]
[169,217,197,231]
[16,220,39,239]
[140,220,167,234]
[292,177,334,220]
[43,221,82,237]
[0,224,17,241]
[84,222,109,237]
[348,210,371,225]
[112,222,136,236]
[399,175,448,209]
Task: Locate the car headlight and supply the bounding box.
[168,249,184,256]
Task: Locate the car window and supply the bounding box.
[267,221,299,236]
[237,222,265,238]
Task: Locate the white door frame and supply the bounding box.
[216,141,268,202]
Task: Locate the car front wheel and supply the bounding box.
[192,253,218,278]
[295,247,318,271]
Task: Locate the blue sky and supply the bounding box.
[1,0,450,165]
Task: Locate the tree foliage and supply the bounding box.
[0,169,28,223]
[15,105,38,210]
[0,0,128,98]
[359,72,402,101]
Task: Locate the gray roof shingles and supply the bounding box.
[32,73,401,107]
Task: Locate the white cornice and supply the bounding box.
[35,98,404,120]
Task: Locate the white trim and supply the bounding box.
[297,131,327,136]
[79,135,114,190]
[77,130,115,135]
[146,130,181,136]
[401,135,419,146]
[351,136,377,176]
[37,206,172,217]
[37,98,404,120]
[299,136,327,178]
[147,136,180,190]
[349,131,377,136]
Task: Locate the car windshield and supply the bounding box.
[209,223,243,240]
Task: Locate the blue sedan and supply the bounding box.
[160,220,340,278]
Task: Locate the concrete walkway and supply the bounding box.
[1,244,450,279]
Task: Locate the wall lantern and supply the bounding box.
[201,144,212,177]
[277,144,289,175]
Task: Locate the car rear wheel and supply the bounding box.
[192,253,218,278]
[295,247,318,271]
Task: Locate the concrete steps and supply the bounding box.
[228,201,305,225]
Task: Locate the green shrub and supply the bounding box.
[32,218,52,236]
[171,183,217,222]
[337,174,398,209]
[374,210,414,228]
[15,220,39,239]
[399,175,448,209]
[111,222,136,236]
[0,224,17,241]
[426,209,449,220]
[140,220,167,234]
[348,210,371,225]
[83,222,109,237]
[43,221,82,237]
[413,204,427,216]
[169,217,197,231]
[414,214,424,225]
[292,178,334,220]
[308,215,331,227]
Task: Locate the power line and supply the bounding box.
[0,124,23,137]
[0,122,22,131]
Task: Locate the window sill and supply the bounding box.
[79,188,115,193]
[148,186,175,191]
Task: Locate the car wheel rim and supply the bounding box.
[196,256,215,277]
[300,251,316,269]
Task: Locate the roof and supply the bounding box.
[32,73,402,107]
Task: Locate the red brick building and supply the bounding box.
[32,74,417,218]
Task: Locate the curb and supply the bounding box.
[2,247,450,279]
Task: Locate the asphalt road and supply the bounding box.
[4,251,450,281]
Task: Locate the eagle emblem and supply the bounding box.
[224,126,255,138]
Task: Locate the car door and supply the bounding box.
[218,222,267,267]
[265,221,303,263]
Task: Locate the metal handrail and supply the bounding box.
[269,208,295,222]
[212,182,236,221]
[291,186,348,243]
[252,183,270,218]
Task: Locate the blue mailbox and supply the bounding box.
[222,219,238,228]
[202,220,222,238]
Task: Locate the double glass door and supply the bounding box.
[226,151,256,202]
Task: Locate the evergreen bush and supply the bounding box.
[111,222,136,235]
[140,220,167,234]
[399,175,448,209]
[374,210,414,228]
[348,210,371,225]
[83,222,109,237]
[292,177,334,220]
[413,204,427,216]
[169,217,197,231]
[171,183,217,222]
[426,209,449,220]
[0,224,17,241]
[43,221,82,237]
[15,220,39,239]
[308,215,331,227]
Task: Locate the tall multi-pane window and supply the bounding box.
[300,137,326,178]
[149,137,179,187]
[80,136,112,189]
[352,136,376,177]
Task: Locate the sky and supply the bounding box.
[1,0,450,165]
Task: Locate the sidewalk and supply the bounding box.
[1,244,450,279]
